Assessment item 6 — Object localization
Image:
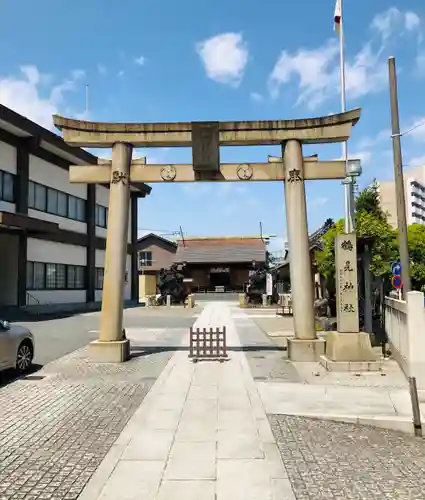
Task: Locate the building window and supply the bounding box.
[28,180,87,222]
[75,266,85,289]
[33,262,46,290]
[68,196,77,219]
[95,268,104,289]
[56,264,66,289]
[57,191,67,217]
[0,170,15,202]
[46,263,57,289]
[95,204,107,228]
[139,251,152,267]
[26,262,86,290]
[76,198,86,222]
[34,183,47,211]
[47,188,58,214]
[67,265,85,289]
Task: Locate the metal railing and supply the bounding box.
[26,292,40,306]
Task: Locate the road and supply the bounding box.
[15,306,199,367]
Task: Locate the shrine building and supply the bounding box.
[173,236,267,293]
[136,234,268,295]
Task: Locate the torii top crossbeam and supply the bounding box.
[53,109,361,148]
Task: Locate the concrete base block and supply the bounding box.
[324,331,377,362]
[88,339,130,363]
[287,338,325,362]
[319,355,382,372]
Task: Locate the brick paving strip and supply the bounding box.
[270,415,425,500]
[0,336,176,500]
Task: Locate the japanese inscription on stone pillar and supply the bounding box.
[335,233,359,333]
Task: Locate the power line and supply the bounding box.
[401,118,425,137]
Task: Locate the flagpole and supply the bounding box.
[338,0,354,233]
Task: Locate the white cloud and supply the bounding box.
[268,7,421,109]
[268,40,387,109]
[333,150,373,167]
[117,70,125,78]
[418,50,425,73]
[371,8,420,39]
[196,33,249,87]
[351,151,372,166]
[310,196,329,207]
[405,11,421,32]
[407,116,425,141]
[217,183,247,196]
[0,65,85,130]
[250,92,264,102]
[356,129,391,150]
[97,64,107,75]
[406,154,425,168]
[134,56,146,66]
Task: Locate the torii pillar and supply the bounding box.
[283,140,325,360]
[93,143,133,362]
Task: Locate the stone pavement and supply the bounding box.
[79,301,295,500]
[238,306,425,433]
[0,326,189,500]
[77,302,425,500]
[3,302,425,499]
[270,415,425,499]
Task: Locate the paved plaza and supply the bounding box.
[1,301,425,499]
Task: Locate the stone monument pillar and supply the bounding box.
[283,140,325,360]
[90,142,133,362]
[322,233,377,369]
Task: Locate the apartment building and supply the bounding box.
[377,166,425,227]
[0,104,150,307]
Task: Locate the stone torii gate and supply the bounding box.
[53,110,361,363]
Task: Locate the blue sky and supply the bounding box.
[0,0,424,252]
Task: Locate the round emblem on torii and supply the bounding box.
[160,165,177,181]
[237,164,253,180]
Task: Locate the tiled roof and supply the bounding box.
[173,237,267,264]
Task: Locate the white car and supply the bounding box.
[0,320,34,373]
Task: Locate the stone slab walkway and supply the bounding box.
[232,306,425,435]
[79,302,296,500]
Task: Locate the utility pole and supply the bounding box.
[389,56,411,297]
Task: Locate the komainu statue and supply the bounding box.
[156,263,189,305]
[245,267,268,304]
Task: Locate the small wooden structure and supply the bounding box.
[189,326,228,361]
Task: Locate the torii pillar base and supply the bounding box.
[89,339,130,363]
[287,338,326,362]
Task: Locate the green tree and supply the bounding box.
[317,182,425,293]
[316,182,398,290]
[354,180,384,219]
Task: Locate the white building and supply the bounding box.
[0,104,150,308]
[377,166,425,228]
